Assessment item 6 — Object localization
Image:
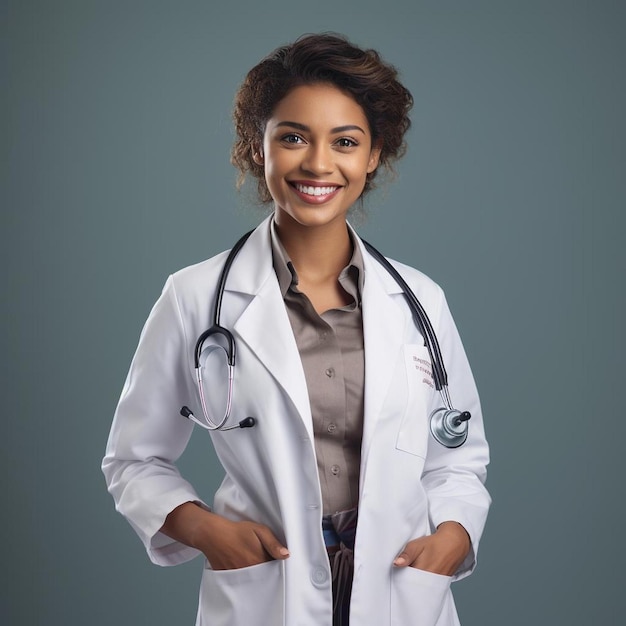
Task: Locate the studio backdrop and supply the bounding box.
[2,1,624,624]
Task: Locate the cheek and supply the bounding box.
[346,159,371,186]
[263,159,280,187]
[264,151,290,180]
[263,160,290,204]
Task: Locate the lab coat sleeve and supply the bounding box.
[422,289,491,581]
[102,275,207,566]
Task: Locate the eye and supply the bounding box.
[335,137,358,148]
[281,133,305,144]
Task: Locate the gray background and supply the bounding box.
[2,0,624,624]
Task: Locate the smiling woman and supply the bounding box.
[102,33,490,626]
[231,33,412,203]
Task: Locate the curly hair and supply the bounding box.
[231,33,414,203]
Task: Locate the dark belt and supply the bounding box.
[322,508,357,626]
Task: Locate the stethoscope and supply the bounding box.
[180,230,471,448]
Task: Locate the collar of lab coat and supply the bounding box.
[224,215,410,456]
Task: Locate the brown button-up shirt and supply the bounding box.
[270,221,365,515]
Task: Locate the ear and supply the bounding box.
[367,141,382,173]
[252,144,264,165]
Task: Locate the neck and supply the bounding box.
[273,213,352,282]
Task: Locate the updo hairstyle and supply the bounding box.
[231,33,414,203]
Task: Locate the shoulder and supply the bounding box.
[169,250,231,295]
[387,257,443,294]
[389,257,447,319]
[167,218,273,302]
[154,251,235,330]
[352,227,443,301]
[362,244,445,303]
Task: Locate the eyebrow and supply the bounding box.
[275,121,366,134]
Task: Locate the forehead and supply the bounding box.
[267,83,371,132]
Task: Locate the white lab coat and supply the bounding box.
[103,216,490,626]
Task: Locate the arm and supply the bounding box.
[396,290,491,579]
[393,521,471,575]
[161,502,289,570]
[102,276,207,566]
[102,275,289,568]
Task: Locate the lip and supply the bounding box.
[289,181,343,205]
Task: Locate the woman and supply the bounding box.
[103,33,490,626]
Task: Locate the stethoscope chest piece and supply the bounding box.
[429,408,471,448]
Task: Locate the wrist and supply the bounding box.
[162,502,220,551]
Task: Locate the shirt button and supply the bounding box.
[330,464,340,476]
[310,566,329,587]
[325,368,335,378]
[327,423,337,434]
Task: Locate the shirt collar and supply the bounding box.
[270,218,365,302]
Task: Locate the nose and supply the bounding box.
[301,143,334,176]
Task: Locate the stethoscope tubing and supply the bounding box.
[193,230,253,370]
[185,229,469,444]
[361,240,449,392]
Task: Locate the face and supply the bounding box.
[256,83,381,230]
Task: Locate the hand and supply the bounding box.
[197,516,290,570]
[393,521,470,576]
[161,502,289,571]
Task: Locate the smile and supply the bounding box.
[294,183,339,196]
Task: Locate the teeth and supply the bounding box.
[295,184,338,196]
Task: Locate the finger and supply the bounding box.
[253,525,290,560]
[394,538,424,567]
[393,552,410,567]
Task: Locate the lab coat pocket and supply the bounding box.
[390,566,452,626]
[198,559,285,626]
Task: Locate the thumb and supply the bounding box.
[394,538,424,568]
[253,525,290,560]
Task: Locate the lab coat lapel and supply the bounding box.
[358,237,410,465]
[222,219,412,447]
[226,218,313,437]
